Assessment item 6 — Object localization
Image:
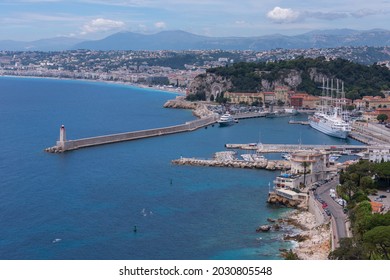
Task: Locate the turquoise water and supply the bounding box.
[0,77,361,260]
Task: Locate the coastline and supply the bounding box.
[284,210,331,260]
[0,74,186,95]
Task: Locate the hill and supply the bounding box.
[189,57,390,100]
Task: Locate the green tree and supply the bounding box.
[340,180,359,200]
[359,176,375,190]
[329,238,367,260]
[377,113,388,123]
[363,226,390,259]
[301,162,309,188]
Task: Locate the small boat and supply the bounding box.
[281,153,292,160]
[218,113,235,127]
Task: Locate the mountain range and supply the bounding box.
[1,29,390,51]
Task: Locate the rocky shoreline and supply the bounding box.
[163,96,214,118]
[284,210,331,260]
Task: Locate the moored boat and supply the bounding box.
[218,113,235,127]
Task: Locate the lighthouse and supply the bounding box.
[59,125,66,142]
[56,125,67,150]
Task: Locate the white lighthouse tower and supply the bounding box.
[56,125,67,150]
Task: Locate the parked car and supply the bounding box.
[379,195,387,198]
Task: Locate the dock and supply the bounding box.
[233,112,267,119]
[288,120,309,125]
[225,143,375,153]
[45,115,218,153]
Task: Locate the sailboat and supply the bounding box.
[308,79,351,139]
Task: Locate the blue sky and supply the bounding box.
[1,0,390,41]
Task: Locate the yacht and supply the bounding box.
[218,113,235,127]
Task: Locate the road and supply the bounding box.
[315,177,348,240]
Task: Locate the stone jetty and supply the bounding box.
[172,156,290,170]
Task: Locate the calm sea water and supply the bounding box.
[0,77,361,260]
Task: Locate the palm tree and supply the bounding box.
[301,161,310,188]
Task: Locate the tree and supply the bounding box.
[377,113,388,123]
[363,226,390,259]
[340,180,359,200]
[359,176,375,190]
[329,238,367,259]
[301,162,310,188]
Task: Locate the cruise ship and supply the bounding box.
[218,113,235,127]
[309,108,351,139]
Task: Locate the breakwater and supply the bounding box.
[46,115,218,153]
[172,157,290,170]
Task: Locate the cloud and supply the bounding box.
[266,7,300,23]
[81,18,125,35]
[267,6,390,24]
[154,21,167,29]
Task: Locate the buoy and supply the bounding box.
[170,179,173,185]
[133,225,137,233]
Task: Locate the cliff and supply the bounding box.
[187,73,233,101]
[163,96,214,118]
[187,57,390,100]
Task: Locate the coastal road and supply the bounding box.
[315,177,348,241]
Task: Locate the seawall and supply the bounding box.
[46,115,218,153]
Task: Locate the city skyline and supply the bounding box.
[1,0,390,41]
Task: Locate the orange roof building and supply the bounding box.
[370,201,384,213]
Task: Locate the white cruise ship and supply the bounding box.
[217,113,235,127]
[309,107,351,139]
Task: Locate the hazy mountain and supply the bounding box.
[73,29,390,51]
[0,37,84,51]
[1,29,390,51]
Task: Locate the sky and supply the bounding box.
[1,0,390,41]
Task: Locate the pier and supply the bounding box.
[233,112,267,119]
[45,115,218,153]
[225,143,377,153]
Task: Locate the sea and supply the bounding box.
[0,76,362,260]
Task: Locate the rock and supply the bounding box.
[267,218,276,223]
[273,224,281,231]
[256,225,271,232]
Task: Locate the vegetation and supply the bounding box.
[329,160,390,260]
[377,114,389,123]
[206,57,390,99]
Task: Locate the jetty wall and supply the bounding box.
[47,115,218,152]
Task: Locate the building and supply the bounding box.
[362,96,390,110]
[375,108,390,120]
[274,86,291,105]
[274,188,307,201]
[290,151,327,185]
[224,92,263,105]
[274,173,303,189]
[290,93,320,109]
[369,148,390,163]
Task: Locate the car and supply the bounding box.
[387,189,390,193]
[322,202,328,208]
[343,208,348,214]
[379,195,387,198]
[324,209,331,216]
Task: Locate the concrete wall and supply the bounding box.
[63,115,218,151]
